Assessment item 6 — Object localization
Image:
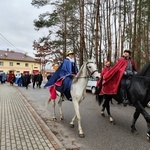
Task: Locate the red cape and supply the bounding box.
[102,57,136,94]
[7,73,15,82]
[97,66,111,95]
[97,67,110,87]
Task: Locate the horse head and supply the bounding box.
[86,59,100,80]
[73,60,99,83]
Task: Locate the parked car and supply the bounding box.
[86,77,98,94]
[147,101,150,108]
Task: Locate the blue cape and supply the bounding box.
[44,59,78,100]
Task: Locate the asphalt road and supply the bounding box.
[15,81,150,150]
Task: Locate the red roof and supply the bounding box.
[0,50,37,62]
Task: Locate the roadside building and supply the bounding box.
[0,49,41,75]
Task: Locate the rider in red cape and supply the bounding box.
[102,50,137,97]
[97,60,111,95]
[44,50,78,100]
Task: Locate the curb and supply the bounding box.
[15,86,66,150]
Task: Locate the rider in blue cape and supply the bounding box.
[44,50,78,101]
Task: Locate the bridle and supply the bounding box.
[86,62,98,77]
[75,61,98,79]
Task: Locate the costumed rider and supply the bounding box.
[96,60,111,96]
[102,49,137,106]
[44,50,78,101]
[120,50,137,106]
[96,60,111,102]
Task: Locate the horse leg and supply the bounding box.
[131,108,140,134]
[105,97,114,124]
[69,94,84,127]
[147,122,150,141]
[100,97,107,117]
[101,103,105,117]
[58,96,64,120]
[102,96,114,123]
[45,98,57,121]
[106,104,114,124]
[70,115,77,128]
[45,98,51,107]
[51,100,57,121]
[72,100,85,138]
[134,101,150,140]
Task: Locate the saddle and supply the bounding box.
[55,76,72,101]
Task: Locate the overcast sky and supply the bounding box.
[0,0,52,57]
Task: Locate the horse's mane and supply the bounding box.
[72,62,86,83]
[137,62,150,77]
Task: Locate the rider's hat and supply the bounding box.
[66,50,74,56]
[124,49,131,55]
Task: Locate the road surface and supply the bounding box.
[15,82,150,150]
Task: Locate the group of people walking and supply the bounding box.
[3,72,43,89]
[32,72,43,89]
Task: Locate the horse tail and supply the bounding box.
[45,98,51,107]
[96,94,104,105]
[95,87,104,105]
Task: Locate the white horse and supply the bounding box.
[46,59,99,137]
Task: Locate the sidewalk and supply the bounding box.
[0,83,66,150]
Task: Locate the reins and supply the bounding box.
[75,76,89,79]
[75,61,98,79]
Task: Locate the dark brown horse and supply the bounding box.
[96,62,150,140]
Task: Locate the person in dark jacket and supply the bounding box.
[120,50,137,105]
[24,72,31,89]
[36,72,43,88]
[32,74,38,88]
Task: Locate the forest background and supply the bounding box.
[32,0,150,72]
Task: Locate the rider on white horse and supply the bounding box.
[44,50,78,101]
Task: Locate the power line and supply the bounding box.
[0,34,12,47]
[0,33,25,53]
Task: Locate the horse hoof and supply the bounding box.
[147,133,150,141]
[109,117,114,123]
[147,136,150,141]
[110,121,115,125]
[79,133,85,138]
[70,124,74,128]
[101,111,105,117]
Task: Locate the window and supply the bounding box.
[16,71,20,74]
[0,62,4,66]
[25,63,29,67]
[16,62,20,65]
[9,62,13,66]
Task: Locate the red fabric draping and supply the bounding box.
[49,77,65,100]
[102,57,136,94]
